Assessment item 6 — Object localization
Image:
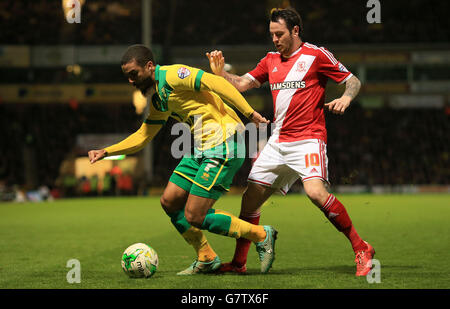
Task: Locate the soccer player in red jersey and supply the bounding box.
[207,8,374,276]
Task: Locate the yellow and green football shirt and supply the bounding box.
[104,64,255,155]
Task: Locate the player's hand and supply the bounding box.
[250,111,270,128]
[206,50,225,76]
[88,149,107,164]
[324,96,351,115]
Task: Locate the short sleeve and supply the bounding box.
[316,47,353,84]
[246,55,269,86]
[165,65,205,91]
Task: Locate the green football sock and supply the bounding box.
[201,209,232,236]
[168,209,217,262]
[201,209,266,242]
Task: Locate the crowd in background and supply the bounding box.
[0,0,448,201]
[0,0,449,46]
[57,169,135,198]
[0,103,139,196]
[0,100,448,201]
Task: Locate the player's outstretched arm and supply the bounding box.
[88,149,107,164]
[206,50,257,93]
[199,72,269,125]
[249,111,270,128]
[88,123,163,164]
[325,75,361,115]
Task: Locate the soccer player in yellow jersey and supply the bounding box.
[88,45,278,274]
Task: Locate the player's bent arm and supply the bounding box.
[103,123,163,156]
[199,72,256,119]
[220,71,258,93]
[342,75,361,101]
[206,50,257,92]
[325,75,362,115]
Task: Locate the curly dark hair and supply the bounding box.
[121,44,155,67]
[270,8,303,36]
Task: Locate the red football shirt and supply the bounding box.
[246,42,352,143]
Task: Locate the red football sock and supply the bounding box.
[231,213,261,267]
[321,194,367,252]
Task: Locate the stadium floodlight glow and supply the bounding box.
[104,155,126,161]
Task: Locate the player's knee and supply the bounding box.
[306,190,326,204]
[160,191,186,215]
[184,209,203,228]
[242,183,272,210]
[304,185,328,206]
[160,195,175,214]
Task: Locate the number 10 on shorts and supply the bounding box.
[305,153,320,168]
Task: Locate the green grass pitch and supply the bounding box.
[0,194,449,289]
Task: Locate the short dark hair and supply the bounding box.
[270,8,303,36]
[121,44,155,67]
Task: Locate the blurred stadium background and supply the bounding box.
[0,0,449,202]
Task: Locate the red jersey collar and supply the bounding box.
[286,42,305,59]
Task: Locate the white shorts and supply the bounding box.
[248,139,329,195]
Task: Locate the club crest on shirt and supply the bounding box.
[297,61,307,72]
[177,67,191,79]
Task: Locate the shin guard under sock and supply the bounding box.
[321,194,366,252]
[168,209,216,261]
[232,213,261,267]
[201,209,265,243]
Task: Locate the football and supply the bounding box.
[121,243,159,278]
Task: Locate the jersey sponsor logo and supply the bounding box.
[270,80,306,91]
[272,67,278,72]
[177,67,191,79]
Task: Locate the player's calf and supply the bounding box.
[320,194,352,232]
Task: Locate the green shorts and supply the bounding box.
[169,133,245,200]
